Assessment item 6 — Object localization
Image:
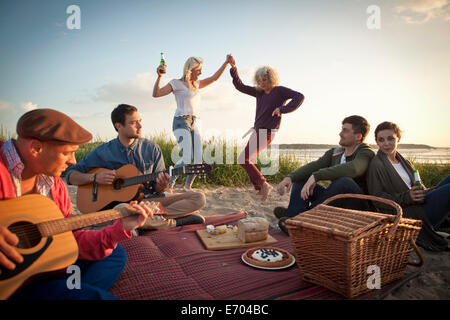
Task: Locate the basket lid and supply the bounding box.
[285,204,394,239]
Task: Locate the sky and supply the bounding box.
[0,0,449,147]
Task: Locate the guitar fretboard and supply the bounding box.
[122,167,185,187]
[121,165,209,187]
[38,207,133,237]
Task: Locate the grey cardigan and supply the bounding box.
[367,150,447,251]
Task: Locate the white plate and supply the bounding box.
[241,252,296,270]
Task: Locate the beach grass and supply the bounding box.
[0,125,15,142]
[74,136,104,163]
[412,162,450,188]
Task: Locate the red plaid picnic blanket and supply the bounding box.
[110,212,344,300]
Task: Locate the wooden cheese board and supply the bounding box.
[196,228,277,251]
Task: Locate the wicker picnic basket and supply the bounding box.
[285,194,424,299]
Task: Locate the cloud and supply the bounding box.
[0,100,37,115]
[394,0,450,24]
[0,99,32,136]
[67,111,105,120]
[200,81,244,111]
[93,72,155,101]
[235,67,257,82]
[21,102,38,111]
[0,99,12,111]
[91,72,171,109]
[199,66,258,112]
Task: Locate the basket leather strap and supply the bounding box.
[407,239,424,267]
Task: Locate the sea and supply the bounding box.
[278,148,450,164]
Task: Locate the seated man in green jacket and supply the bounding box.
[275,115,375,234]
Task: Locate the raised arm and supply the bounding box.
[229,58,258,97]
[199,54,232,89]
[153,65,173,97]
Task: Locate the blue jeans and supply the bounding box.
[169,116,203,188]
[424,175,450,228]
[10,244,127,300]
[286,177,368,217]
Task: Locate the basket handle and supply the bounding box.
[408,239,424,267]
[321,193,403,239]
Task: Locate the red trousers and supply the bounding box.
[238,129,275,190]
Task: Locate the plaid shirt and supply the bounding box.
[1,139,54,197]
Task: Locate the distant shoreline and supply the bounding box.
[0,133,446,150]
[275,143,439,150]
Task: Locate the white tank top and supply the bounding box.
[169,79,201,117]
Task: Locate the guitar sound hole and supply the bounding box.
[113,178,124,190]
[8,222,42,249]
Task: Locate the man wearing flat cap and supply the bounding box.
[0,108,152,300]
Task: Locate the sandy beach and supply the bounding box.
[67,183,450,300]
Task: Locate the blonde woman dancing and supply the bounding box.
[153,55,233,191]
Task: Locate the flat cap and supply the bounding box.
[17,108,92,145]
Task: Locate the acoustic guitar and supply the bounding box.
[76,163,212,213]
[0,194,151,300]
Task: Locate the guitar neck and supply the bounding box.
[122,167,185,187]
[37,207,134,237]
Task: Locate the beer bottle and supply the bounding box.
[413,169,424,204]
[159,52,166,74]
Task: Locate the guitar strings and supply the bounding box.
[8,225,40,234]
[8,224,51,241]
[9,225,41,235]
[7,225,42,246]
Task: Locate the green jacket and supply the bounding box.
[287,143,375,192]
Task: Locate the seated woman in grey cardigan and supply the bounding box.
[367,121,450,251]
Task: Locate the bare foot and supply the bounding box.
[260,182,273,202]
